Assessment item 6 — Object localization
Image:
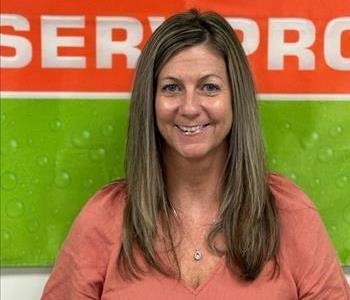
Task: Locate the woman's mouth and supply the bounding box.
[175,123,210,135]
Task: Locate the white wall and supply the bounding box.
[1,268,51,300]
[1,267,350,299]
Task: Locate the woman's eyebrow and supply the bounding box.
[159,76,182,82]
[160,74,224,82]
[198,74,224,82]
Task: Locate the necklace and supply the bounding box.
[171,207,216,262]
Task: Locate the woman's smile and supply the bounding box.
[175,123,210,136]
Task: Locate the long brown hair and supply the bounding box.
[118,9,280,281]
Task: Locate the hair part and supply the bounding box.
[118,8,280,281]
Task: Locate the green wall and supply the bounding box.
[1,99,349,266]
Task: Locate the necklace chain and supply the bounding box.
[171,207,216,262]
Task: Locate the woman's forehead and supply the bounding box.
[158,45,227,80]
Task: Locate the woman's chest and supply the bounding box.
[101,260,298,300]
[175,239,224,289]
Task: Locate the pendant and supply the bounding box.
[194,250,202,261]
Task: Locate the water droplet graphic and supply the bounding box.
[53,208,59,215]
[10,139,18,150]
[1,171,17,190]
[301,132,319,149]
[37,155,49,167]
[310,178,321,188]
[336,175,348,189]
[89,147,106,161]
[27,220,40,233]
[28,139,33,145]
[102,124,114,136]
[289,173,297,181]
[84,178,94,188]
[51,119,62,131]
[72,130,91,148]
[318,147,334,162]
[329,125,342,137]
[301,139,312,149]
[54,171,70,188]
[311,132,319,141]
[280,122,291,132]
[271,158,277,166]
[1,230,12,248]
[6,199,25,218]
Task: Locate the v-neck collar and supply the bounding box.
[178,256,226,296]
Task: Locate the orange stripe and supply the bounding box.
[1,0,349,93]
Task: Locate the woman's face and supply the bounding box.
[155,44,233,161]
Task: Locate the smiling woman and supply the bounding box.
[40,8,350,300]
[155,44,232,160]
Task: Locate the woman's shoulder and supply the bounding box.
[82,179,128,218]
[267,173,349,296]
[268,172,316,212]
[69,179,128,243]
[267,172,321,242]
[40,180,128,299]
[267,172,321,261]
[55,179,128,261]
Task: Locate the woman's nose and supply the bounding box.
[178,90,201,118]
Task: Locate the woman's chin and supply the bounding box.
[175,146,211,161]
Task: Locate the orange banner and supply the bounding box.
[1,0,349,93]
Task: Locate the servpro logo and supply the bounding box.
[1,14,349,71]
[0,0,349,93]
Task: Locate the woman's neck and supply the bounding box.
[163,145,227,219]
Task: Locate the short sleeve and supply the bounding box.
[41,182,126,300]
[270,174,350,299]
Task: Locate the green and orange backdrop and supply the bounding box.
[1,0,349,267]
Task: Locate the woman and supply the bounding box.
[41,9,349,299]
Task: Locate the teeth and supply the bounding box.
[177,124,207,133]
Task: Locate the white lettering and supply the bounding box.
[0,14,32,68]
[268,18,315,70]
[96,17,142,69]
[324,17,350,70]
[227,18,260,55]
[148,17,165,33]
[41,15,85,68]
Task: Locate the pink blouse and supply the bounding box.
[41,174,350,299]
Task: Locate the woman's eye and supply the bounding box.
[162,84,180,93]
[203,83,220,93]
